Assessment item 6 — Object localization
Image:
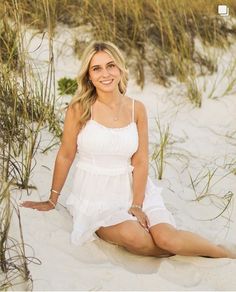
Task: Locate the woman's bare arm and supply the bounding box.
[131,100,149,206]
[21,103,82,211]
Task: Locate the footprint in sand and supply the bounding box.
[158,259,202,287]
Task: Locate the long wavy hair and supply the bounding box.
[70,41,128,127]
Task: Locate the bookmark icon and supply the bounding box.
[218,5,229,16]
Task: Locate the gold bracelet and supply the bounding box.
[50,189,61,196]
[48,199,56,209]
[130,204,142,210]
[128,204,142,215]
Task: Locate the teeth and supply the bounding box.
[101,80,113,85]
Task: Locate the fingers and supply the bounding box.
[20,201,37,208]
[129,208,150,230]
[19,201,53,211]
[137,214,150,231]
[146,216,151,229]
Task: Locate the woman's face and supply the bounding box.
[88,51,121,93]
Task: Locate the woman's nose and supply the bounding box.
[101,68,110,77]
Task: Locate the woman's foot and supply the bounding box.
[218,243,236,259]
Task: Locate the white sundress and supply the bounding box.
[66,99,176,246]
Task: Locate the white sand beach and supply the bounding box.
[11,25,236,291]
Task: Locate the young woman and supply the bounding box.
[21,41,234,258]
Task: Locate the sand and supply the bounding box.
[11,25,236,291]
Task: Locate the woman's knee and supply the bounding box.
[151,226,182,254]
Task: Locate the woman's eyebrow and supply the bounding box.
[90,61,115,68]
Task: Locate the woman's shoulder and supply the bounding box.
[64,102,84,128]
[125,96,146,114]
[125,96,147,123]
[125,96,145,107]
[67,101,82,112]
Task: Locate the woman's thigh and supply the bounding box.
[96,220,154,247]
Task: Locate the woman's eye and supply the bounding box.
[108,64,115,68]
[93,67,100,71]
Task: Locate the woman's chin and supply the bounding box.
[97,86,117,93]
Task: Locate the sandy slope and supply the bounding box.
[13,26,236,291]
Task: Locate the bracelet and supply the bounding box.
[128,204,142,215]
[130,204,142,210]
[50,189,61,196]
[48,199,56,209]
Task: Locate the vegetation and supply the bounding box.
[187,167,234,221]
[150,117,190,180]
[0,0,235,289]
[0,182,34,291]
[0,1,61,289]
[58,77,78,96]
[2,0,236,93]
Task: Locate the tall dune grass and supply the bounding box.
[3,0,236,107]
[150,117,190,180]
[0,181,33,291]
[0,1,62,188]
[187,168,234,221]
[73,0,236,88]
[0,1,62,289]
[0,1,235,288]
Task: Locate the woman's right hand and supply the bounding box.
[20,200,56,211]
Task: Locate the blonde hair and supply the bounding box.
[70,41,128,127]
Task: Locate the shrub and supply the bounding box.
[57,77,78,96]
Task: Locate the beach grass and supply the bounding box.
[0,181,33,291]
[0,0,62,188]
[186,76,202,107]
[187,167,234,221]
[0,0,236,289]
[0,1,61,289]
[150,117,190,180]
[2,0,236,99]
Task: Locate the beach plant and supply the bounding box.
[0,181,33,291]
[187,167,234,220]
[72,0,236,88]
[219,57,236,98]
[3,0,236,91]
[0,1,62,289]
[150,119,171,180]
[0,17,19,71]
[186,76,202,107]
[207,56,236,99]
[227,159,236,175]
[224,130,236,175]
[0,65,58,188]
[58,77,78,96]
[150,117,190,180]
[0,0,63,188]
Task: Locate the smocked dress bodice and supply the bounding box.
[76,119,138,175]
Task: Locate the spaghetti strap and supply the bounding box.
[132,99,135,122]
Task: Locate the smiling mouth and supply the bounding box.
[100,80,113,85]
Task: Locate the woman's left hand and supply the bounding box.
[128,207,150,230]
[19,200,55,211]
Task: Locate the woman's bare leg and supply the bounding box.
[150,223,233,258]
[96,220,172,257]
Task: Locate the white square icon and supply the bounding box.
[218,5,229,16]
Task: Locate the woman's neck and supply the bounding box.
[96,90,124,106]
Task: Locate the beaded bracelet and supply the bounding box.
[48,199,56,209]
[50,189,61,196]
[128,204,142,215]
[130,204,142,210]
